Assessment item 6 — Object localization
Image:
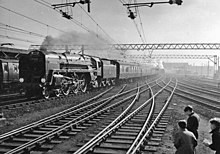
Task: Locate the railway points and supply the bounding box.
[1,1,220,154]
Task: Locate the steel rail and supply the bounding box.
[174,83,220,105]
[160,80,220,111]
[178,81,220,96]
[1,80,154,140]
[187,77,220,85]
[128,79,177,154]
[74,80,170,154]
[4,83,148,154]
[183,78,219,88]
[177,82,220,98]
[0,87,113,140]
[73,84,141,154]
[126,81,155,154]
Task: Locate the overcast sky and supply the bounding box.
[0,0,220,65]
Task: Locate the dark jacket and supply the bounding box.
[187,112,200,139]
[174,129,197,154]
[209,128,220,154]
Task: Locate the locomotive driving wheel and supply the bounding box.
[54,89,61,97]
[79,75,87,93]
[111,79,115,85]
[61,78,70,96]
[42,87,50,99]
[70,74,79,94]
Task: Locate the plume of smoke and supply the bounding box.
[40,30,122,59]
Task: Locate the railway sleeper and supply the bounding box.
[121,126,142,130]
[0,147,12,154]
[111,135,136,140]
[12,137,33,142]
[0,142,23,148]
[117,128,140,133]
[125,123,143,127]
[31,130,50,135]
[105,139,134,144]
[93,147,125,154]
[99,142,130,150]
[115,131,138,136]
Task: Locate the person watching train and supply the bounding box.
[174,120,197,154]
[184,105,200,139]
[203,117,220,154]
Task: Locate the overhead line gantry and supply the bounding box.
[112,43,220,50]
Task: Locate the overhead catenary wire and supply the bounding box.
[0,22,46,38]
[120,0,146,44]
[34,0,93,34]
[76,3,118,44]
[0,34,39,43]
[136,5,146,43]
[35,0,118,44]
[132,19,145,43]
[118,0,127,5]
[0,5,65,33]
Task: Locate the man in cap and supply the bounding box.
[203,117,220,154]
[174,120,197,154]
[184,105,200,139]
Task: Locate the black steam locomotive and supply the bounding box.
[0,58,20,93]
[19,49,163,98]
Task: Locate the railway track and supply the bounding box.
[70,79,177,154]
[0,80,154,154]
[188,76,220,85]
[177,81,220,98]
[0,93,21,101]
[0,77,158,111]
[0,86,112,111]
[182,78,220,91]
[159,80,220,112]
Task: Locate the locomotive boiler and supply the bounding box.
[19,49,119,98]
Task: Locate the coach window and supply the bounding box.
[126,67,129,72]
[3,63,8,73]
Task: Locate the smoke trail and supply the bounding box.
[40,30,122,59]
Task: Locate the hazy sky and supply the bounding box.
[0,0,220,65]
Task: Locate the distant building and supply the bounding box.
[163,62,189,74]
[163,62,215,77]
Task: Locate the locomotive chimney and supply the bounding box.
[81,45,84,55]
[65,45,70,54]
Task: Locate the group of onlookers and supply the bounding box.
[174,105,220,154]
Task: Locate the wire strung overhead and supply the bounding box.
[35,0,117,44]
[132,20,145,43]
[0,34,39,43]
[76,2,118,44]
[34,0,91,33]
[0,5,66,33]
[0,22,46,38]
[119,0,146,44]
[136,7,146,43]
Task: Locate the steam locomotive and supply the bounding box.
[19,49,163,98]
[0,58,20,93]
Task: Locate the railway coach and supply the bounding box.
[0,58,19,92]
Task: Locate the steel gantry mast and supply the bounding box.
[112,43,220,50]
[112,43,220,74]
